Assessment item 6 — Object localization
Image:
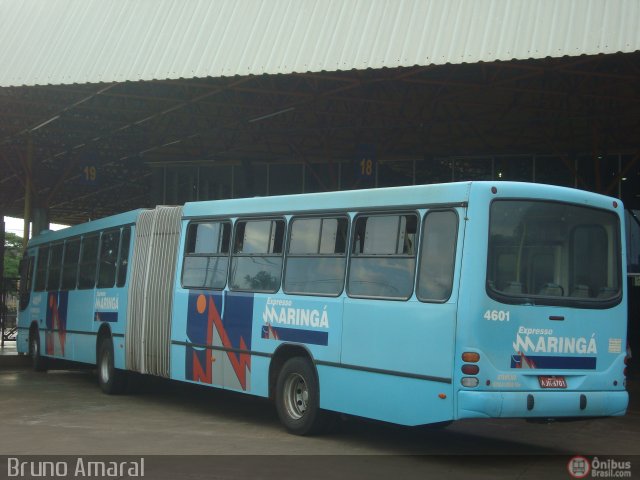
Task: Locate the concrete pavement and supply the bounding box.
[1,344,638,479]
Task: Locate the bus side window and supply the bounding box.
[78,235,99,289]
[284,216,348,296]
[230,219,285,292]
[416,210,458,302]
[97,230,120,288]
[18,254,35,311]
[116,227,131,288]
[46,243,64,291]
[34,246,49,292]
[348,213,417,300]
[182,221,230,290]
[61,239,81,290]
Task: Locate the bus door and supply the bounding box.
[333,209,463,426]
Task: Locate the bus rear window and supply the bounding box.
[487,200,621,306]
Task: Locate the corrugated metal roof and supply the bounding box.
[1,0,639,87]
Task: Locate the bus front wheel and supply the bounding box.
[29,330,47,372]
[97,337,127,395]
[275,357,328,435]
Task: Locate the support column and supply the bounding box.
[32,207,50,236]
[242,159,255,197]
[0,215,5,284]
[0,214,5,347]
[22,137,33,249]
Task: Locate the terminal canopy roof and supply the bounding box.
[0,0,639,223]
[1,0,639,87]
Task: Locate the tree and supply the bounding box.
[3,232,23,280]
[244,270,277,291]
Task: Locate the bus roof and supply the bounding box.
[183,181,474,219]
[27,209,144,247]
[27,181,621,248]
[183,181,621,219]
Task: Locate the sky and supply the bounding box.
[3,216,68,239]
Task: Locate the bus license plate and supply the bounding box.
[538,376,567,389]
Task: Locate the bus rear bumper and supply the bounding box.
[458,390,629,419]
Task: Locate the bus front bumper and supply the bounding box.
[458,390,629,419]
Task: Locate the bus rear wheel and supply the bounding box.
[29,330,47,372]
[275,357,329,435]
[97,337,127,394]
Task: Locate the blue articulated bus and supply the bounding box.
[17,182,629,434]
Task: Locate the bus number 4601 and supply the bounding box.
[484,310,510,321]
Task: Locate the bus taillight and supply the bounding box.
[461,352,480,387]
[461,378,479,387]
[461,352,480,362]
[461,364,479,375]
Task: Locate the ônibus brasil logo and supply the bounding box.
[567,456,591,478]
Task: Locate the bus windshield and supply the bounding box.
[487,200,621,306]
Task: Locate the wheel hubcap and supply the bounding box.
[283,373,309,420]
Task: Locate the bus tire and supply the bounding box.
[29,330,47,372]
[275,357,327,435]
[97,337,127,395]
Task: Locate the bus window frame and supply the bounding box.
[77,233,100,290]
[346,210,420,301]
[45,242,64,292]
[18,253,35,311]
[61,237,81,291]
[116,226,132,288]
[34,245,49,292]
[181,219,232,291]
[486,198,623,309]
[415,209,459,304]
[96,228,122,289]
[229,216,286,293]
[283,214,350,297]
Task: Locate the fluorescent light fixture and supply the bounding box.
[30,115,60,132]
[248,107,295,123]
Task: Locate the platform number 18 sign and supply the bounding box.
[360,158,373,176]
[355,144,376,187]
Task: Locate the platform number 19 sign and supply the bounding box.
[82,165,97,185]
